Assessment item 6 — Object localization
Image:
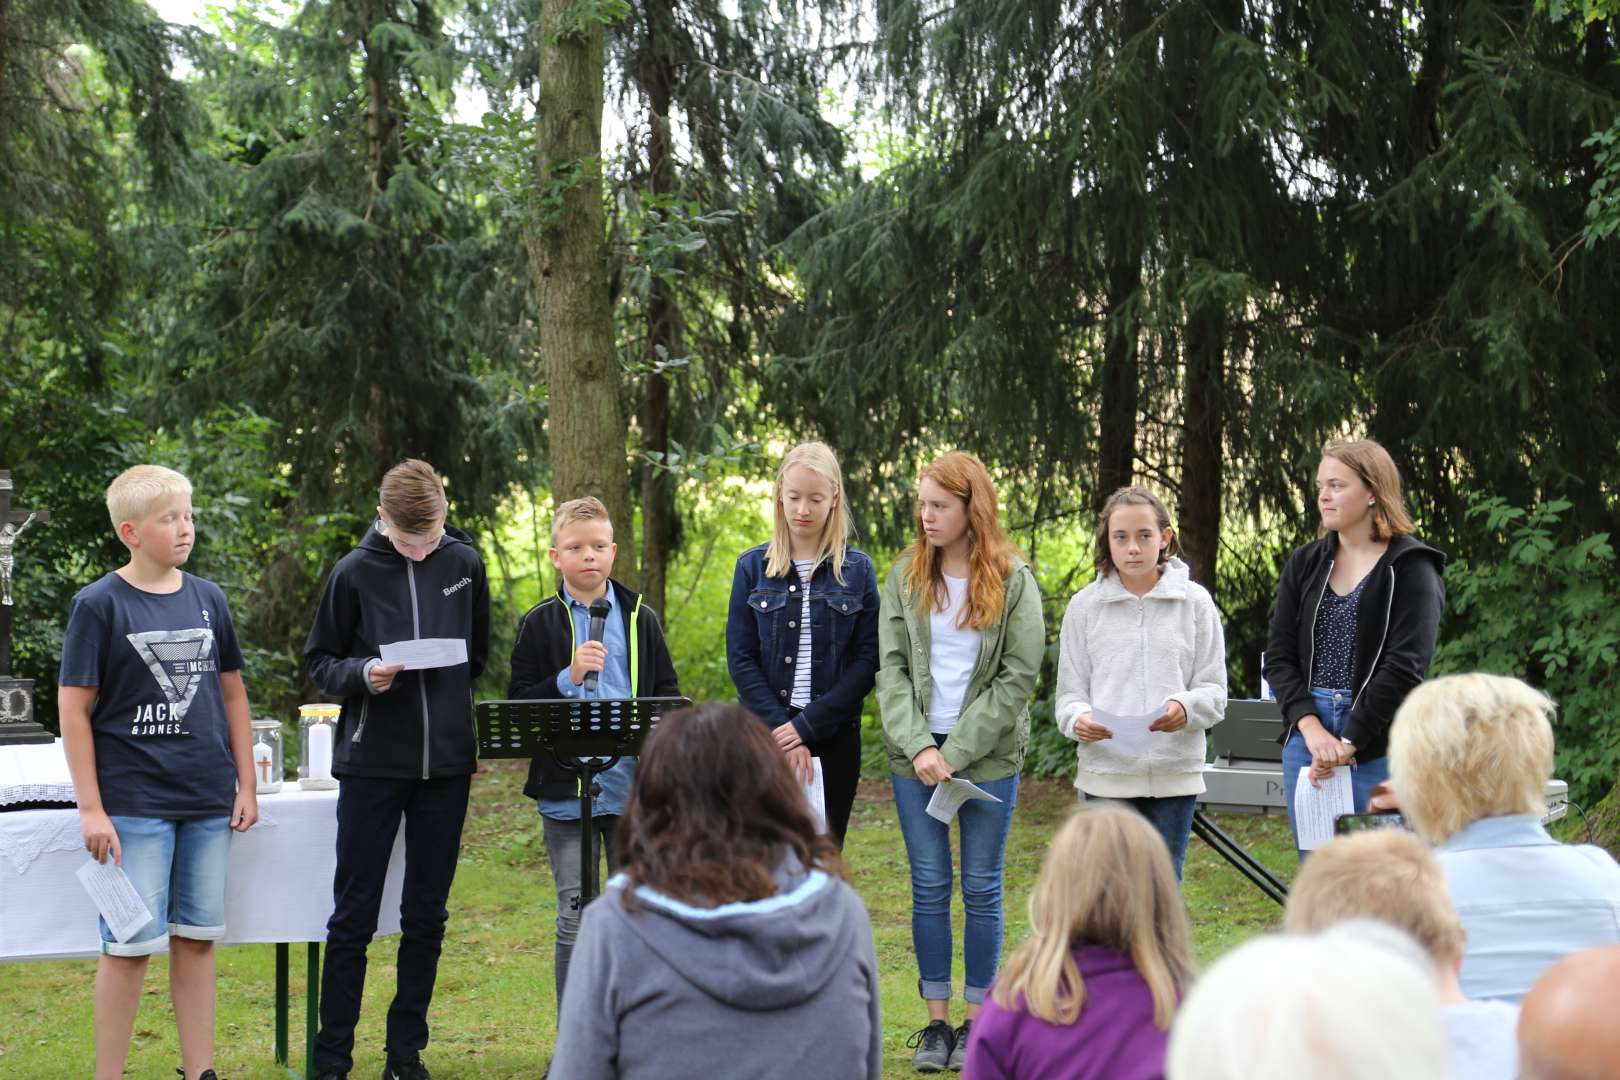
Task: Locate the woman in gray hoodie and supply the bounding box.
[548,702,883,1079]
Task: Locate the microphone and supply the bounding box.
[582,597,612,694]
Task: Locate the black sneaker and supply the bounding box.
[382,1056,433,1080]
[906,1019,955,1072]
[948,1019,971,1070]
[176,1068,220,1080]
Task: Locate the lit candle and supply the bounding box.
[253,741,274,786]
[307,722,333,781]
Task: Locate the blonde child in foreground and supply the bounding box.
[59,465,258,1080]
[963,807,1194,1079]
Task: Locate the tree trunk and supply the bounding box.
[527,1,637,586]
[636,0,680,617]
[1180,303,1224,592]
[1095,0,1149,509]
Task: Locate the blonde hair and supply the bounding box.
[1320,440,1415,542]
[992,808,1194,1029]
[764,442,850,585]
[106,465,192,532]
[379,459,448,535]
[1094,486,1179,579]
[1284,830,1466,967]
[550,495,614,545]
[1166,924,1448,1080]
[903,451,1020,630]
[1388,673,1556,843]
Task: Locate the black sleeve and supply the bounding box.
[1264,547,1317,727]
[507,610,557,700]
[1343,557,1445,750]
[469,557,491,681]
[641,606,682,699]
[304,563,370,698]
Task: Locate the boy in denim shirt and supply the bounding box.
[507,496,680,1009]
[59,465,258,1080]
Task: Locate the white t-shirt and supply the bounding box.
[1443,999,1519,1080]
[927,574,982,735]
[790,559,814,709]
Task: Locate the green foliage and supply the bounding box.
[1433,496,1620,806]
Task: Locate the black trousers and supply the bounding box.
[314,774,471,1073]
[805,721,863,848]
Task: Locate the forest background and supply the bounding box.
[3,0,1620,817]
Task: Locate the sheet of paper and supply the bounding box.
[925,777,1004,824]
[380,638,468,670]
[802,758,827,834]
[1293,766,1354,850]
[76,860,153,944]
[1092,707,1163,758]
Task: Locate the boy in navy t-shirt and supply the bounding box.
[59,464,258,1080]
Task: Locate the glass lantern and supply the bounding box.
[298,703,340,790]
[249,717,284,794]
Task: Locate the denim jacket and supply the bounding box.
[725,544,881,743]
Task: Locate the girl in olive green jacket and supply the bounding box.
[876,451,1045,1072]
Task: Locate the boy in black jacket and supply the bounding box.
[507,495,680,1009]
[304,459,490,1080]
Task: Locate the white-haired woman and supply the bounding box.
[1389,673,1620,1003]
[1167,923,1450,1080]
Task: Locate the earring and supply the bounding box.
[1367,500,1375,506]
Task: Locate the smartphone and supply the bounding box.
[1334,811,1408,835]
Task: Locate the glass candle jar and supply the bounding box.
[298,703,340,790]
[250,717,284,794]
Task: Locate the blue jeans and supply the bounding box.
[891,769,1019,1003]
[1119,796,1197,881]
[1282,688,1390,856]
[101,815,231,956]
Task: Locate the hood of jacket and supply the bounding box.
[600,860,862,1011]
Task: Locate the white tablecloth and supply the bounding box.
[0,785,405,961]
[0,738,76,806]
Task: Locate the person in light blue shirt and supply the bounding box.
[506,496,682,1015]
[1388,673,1620,1003]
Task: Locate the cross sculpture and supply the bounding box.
[0,471,51,679]
[0,471,54,744]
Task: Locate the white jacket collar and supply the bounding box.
[1094,556,1192,602]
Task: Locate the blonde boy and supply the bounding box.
[507,496,681,1010]
[1285,829,1520,1080]
[59,465,258,1080]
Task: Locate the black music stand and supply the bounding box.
[475,696,689,911]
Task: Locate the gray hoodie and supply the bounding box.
[549,861,882,1079]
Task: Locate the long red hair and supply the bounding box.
[903,451,1020,630]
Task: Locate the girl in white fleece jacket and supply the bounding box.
[1055,486,1227,879]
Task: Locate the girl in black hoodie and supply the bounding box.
[1264,440,1445,857]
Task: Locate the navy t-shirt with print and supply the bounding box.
[58,572,245,818]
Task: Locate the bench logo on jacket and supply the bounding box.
[124,627,216,735]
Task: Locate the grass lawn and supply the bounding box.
[0,762,1294,1079]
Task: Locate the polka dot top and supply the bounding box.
[1311,571,1370,691]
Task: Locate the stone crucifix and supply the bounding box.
[0,471,51,679]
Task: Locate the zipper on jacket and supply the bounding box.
[407,560,430,779]
[1304,561,1332,693]
[1350,566,1397,714]
[352,695,369,744]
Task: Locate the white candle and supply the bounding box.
[252,741,274,786]
[308,723,333,781]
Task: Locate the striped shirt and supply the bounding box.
[790,559,814,708]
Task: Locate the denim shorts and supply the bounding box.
[101,815,231,957]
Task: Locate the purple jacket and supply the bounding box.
[964,946,1170,1080]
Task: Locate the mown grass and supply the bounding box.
[0,761,1294,1078]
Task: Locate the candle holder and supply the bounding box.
[250,717,284,794]
[298,703,340,790]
